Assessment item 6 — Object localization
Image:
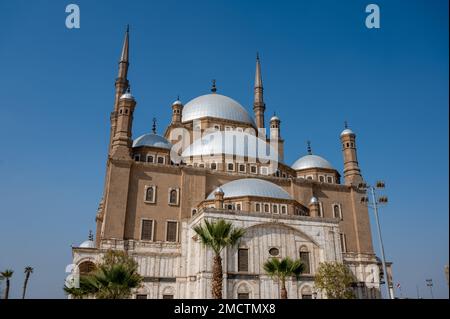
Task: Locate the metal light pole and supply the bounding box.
[360,181,393,299]
[426,279,434,299]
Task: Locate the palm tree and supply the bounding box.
[64,250,143,299]
[193,219,245,299]
[1,269,14,299]
[22,266,34,299]
[263,257,304,299]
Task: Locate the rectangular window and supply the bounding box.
[210,162,217,170]
[162,294,174,299]
[250,165,257,174]
[281,205,287,214]
[157,156,165,164]
[227,163,234,171]
[146,155,154,163]
[237,293,249,299]
[300,251,311,274]
[136,294,147,299]
[239,164,246,172]
[255,203,260,212]
[134,154,141,162]
[166,221,178,242]
[319,175,325,183]
[340,233,347,253]
[238,248,249,272]
[141,220,154,241]
[272,204,278,214]
[327,176,333,183]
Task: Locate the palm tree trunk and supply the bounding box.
[5,279,10,299]
[280,278,287,299]
[212,254,223,299]
[22,273,30,299]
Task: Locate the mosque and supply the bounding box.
[71,27,387,299]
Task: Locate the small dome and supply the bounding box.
[120,92,135,100]
[214,187,224,194]
[182,94,255,125]
[133,133,172,149]
[309,196,319,204]
[340,128,354,137]
[270,115,280,122]
[206,178,292,200]
[172,100,182,106]
[79,240,95,248]
[292,154,333,170]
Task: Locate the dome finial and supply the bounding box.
[126,86,131,94]
[307,140,312,155]
[211,79,217,93]
[152,117,157,134]
[88,230,94,241]
[344,120,348,129]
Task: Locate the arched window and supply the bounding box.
[264,204,270,213]
[333,204,341,219]
[255,203,260,212]
[272,205,278,214]
[281,205,287,214]
[145,186,155,203]
[236,203,241,210]
[169,189,178,205]
[78,261,96,275]
[210,162,217,170]
[301,285,313,299]
[299,246,310,274]
[237,282,251,299]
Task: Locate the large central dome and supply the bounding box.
[182,94,255,125]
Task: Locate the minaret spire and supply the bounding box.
[253,52,266,129]
[307,140,312,155]
[118,24,130,79]
[211,79,217,93]
[152,117,157,134]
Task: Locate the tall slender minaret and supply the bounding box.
[341,122,363,185]
[109,25,130,155]
[253,53,265,130]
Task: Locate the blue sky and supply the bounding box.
[0,0,448,299]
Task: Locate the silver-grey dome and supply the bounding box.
[79,240,95,248]
[292,155,333,170]
[133,133,172,149]
[206,178,292,200]
[182,94,255,125]
[172,100,182,106]
[340,128,354,137]
[120,92,135,100]
[309,196,319,204]
[181,131,279,161]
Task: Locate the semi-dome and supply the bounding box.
[340,128,354,137]
[182,94,255,125]
[181,131,279,161]
[133,133,172,149]
[206,178,292,200]
[292,154,333,170]
[79,240,95,248]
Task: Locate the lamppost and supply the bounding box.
[426,279,434,299]
[359,180,394,299]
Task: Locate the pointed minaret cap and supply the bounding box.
[120,24,130,63]
[254,52,263,91]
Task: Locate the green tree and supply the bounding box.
[263,257,304,299]
[193,219,245,299]
[1,269,14,299]
[64,250,143,299]
[22,266,34,299]
[314,262,356,299]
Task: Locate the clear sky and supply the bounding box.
[0,0,448,299]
